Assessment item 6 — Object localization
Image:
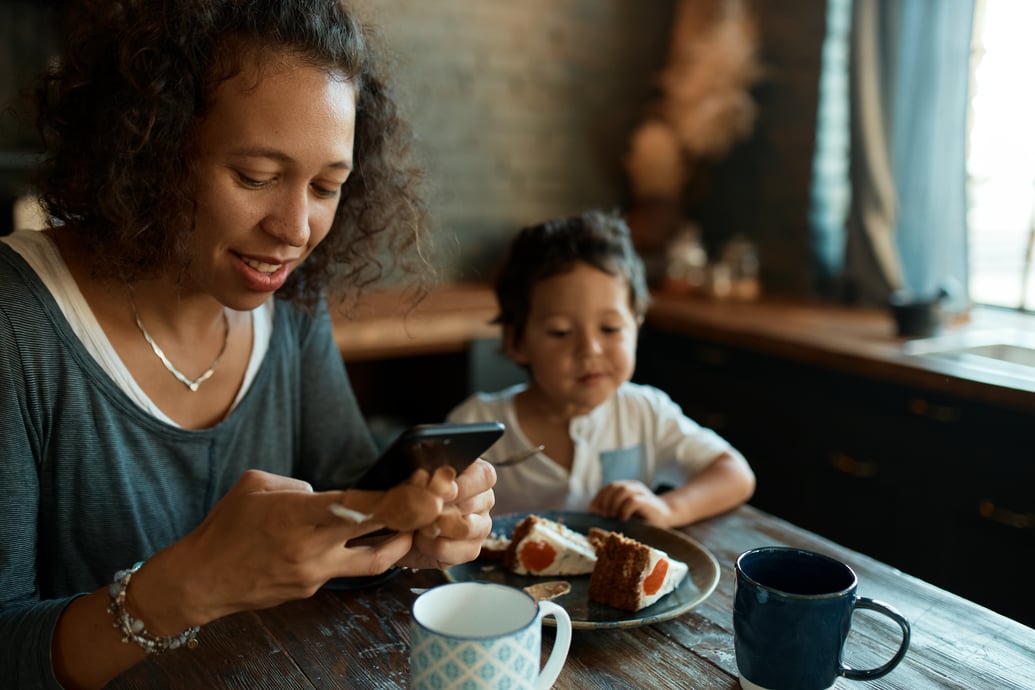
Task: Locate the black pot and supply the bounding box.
[889,289,946,338]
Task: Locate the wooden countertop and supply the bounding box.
[331,283,500,362]
[330,282,1035,411]
[645,292,1035,412]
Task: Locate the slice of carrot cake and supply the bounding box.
[502,515,597,576]
[587,528,688,611]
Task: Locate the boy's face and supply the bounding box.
[509,261,640,417]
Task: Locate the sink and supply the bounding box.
[902,328,1035,382]
[947,343,1035,368]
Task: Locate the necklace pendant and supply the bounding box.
[130,297,229,394]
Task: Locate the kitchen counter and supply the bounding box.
[645,292,1035,412]
[332,282,1035,412]
[331,282,500,362]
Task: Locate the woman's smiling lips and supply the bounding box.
[234,252,294,292]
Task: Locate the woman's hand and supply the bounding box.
[399,459,496,570]
[139,470,421,631]
[340,465,459,532]
[590,479,675,527]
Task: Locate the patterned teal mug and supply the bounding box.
[410,582,572,690]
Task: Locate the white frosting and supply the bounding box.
[511,520,597,575]
[637,546,689,608]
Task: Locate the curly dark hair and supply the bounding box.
[494,209,650,345]
[33,0,430,309]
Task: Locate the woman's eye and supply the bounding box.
[311,183,342,199]
[237,172,271,189]
[601,325,623,334]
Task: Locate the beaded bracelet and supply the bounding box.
[107,562,200,654]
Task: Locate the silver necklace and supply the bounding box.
[129,296,229,392]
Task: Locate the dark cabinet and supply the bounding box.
[634,325,1035,627]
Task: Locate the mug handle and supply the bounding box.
[535,601,572,690]
[840,597,911,681]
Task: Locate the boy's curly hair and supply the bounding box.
[494,209,650,345]
[33,0,430,309]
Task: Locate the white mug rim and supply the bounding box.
[411,581,539,640]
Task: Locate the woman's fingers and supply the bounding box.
[336,530,414,575]
[454,460,496,503]
[425,466,459,501]
[400,459,496,566]
[334,465,461,531]
[405,509,493,570]
[238,468,315,494]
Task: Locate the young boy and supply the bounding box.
[447,210,755,528]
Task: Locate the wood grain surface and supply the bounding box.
[107,505,1035,689]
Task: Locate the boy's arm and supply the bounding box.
[656,450,755,526]
[590,450,755,528]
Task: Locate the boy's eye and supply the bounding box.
[601,325,623,334]
[546,329,570,338]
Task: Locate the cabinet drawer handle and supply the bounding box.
[909,398,960,423]
[704,412,727,430]
[695,346,729,366]
[829,452,878,479]
[978,500,1034,530]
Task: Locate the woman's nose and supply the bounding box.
[264,188,311,247]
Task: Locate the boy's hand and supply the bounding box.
[589,480,674,528]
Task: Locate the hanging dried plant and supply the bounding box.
[624,120,688,200]
[661,0,762,158]
[625,0,763,201]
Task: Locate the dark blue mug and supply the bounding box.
[734,547,910,690]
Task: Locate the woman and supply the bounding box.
[0,1,495,687]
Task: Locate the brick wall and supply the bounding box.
[355,0,828,295]
[352,0,677,280]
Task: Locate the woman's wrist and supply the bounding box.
[108,562,201,654]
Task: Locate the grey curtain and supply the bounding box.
[841,0,975,306]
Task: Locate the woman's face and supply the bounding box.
[188,52,357,311]
[509,261,640,418]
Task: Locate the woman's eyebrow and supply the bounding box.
[228,146,352,170]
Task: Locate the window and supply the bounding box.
[966,0,1035,310]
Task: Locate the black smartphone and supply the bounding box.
[351,421,505,491]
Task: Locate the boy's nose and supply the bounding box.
[576,330,604,356]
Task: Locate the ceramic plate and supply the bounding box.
[443,511,720,630]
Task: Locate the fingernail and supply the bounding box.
[328,504,373,523]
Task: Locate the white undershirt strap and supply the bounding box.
[2,230,271,427]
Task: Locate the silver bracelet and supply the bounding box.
[107,562,200,654]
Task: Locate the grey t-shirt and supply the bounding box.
[0,243,377,687]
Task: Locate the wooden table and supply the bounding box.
[107,505,1035,689]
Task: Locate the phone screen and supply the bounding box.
[351,421,505,490]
